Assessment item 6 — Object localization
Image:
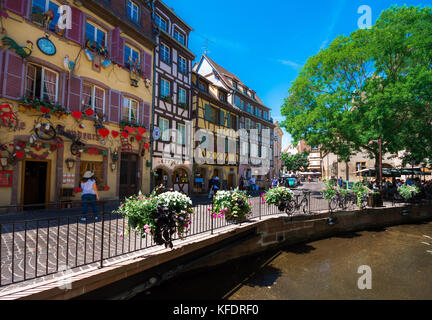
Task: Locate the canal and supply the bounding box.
[132,221,432,300]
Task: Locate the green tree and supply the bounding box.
[281,5,432,178]
[282,152,309,172]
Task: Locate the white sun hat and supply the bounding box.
[83,171,94,178]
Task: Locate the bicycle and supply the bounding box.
[279,191,309,215]
[55,124,86,155]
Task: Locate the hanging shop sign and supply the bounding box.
[37,35,56,56]
[153,127,161,140]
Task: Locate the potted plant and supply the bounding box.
[262,186,294,211]
[212,188,252,223]
[116,190,194,249]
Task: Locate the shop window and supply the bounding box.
[79,161,104,188]
[25,64,58,104]
[122,97,139,122]
[83,83,105,116]
[174,168,188,183]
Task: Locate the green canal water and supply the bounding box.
[132,221,432,300]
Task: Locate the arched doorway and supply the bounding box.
[173,167,190,194]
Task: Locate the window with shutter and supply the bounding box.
[227,113,231,129]
[109,90,121,123]
[65,6,84,45]
[143,51,152,80]
[67,75,82,111]
[204,104,211,121]
[110,27,120,62]
[219,110,224,126]
[4,0,27,16]
[141,101,151,129]
[3,51,25,99]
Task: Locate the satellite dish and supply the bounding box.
[153,127,161,140]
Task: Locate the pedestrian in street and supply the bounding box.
[239,176,244,190]
[80,171,99,221]
[337,176,343,188]
[272,176,279,188]
[208,176,215,199]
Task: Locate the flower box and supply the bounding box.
[116,190,194,249]
[212,188,252,222]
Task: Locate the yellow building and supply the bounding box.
[0,0,154,209]
[191,72,240,193]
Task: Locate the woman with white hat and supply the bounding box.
[80,171,99,221]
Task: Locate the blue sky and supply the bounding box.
[163,0,430,149]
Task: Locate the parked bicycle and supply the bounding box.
[279,191,309,215]
[329,192,368,211]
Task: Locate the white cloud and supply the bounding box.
[278,59,302,70]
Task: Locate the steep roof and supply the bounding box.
[202,55,267,108]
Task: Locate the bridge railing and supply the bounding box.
[0,193,427,289]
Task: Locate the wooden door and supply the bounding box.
[22,160,49,210]
[119,153,138,199]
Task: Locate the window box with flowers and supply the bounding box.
[161,95,173,103]
[116,188,194,249]
[178,102,187,109]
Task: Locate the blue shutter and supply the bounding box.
[204,104,211,121]
[227,113,231,128]
[220,110,225,126]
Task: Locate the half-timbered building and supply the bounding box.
[193,55,275,190]
[150,0,195,194]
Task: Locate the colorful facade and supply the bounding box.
[151,0,195,194]
[0,0,154,208]
[193,55,275,191]
[191,71,240,193]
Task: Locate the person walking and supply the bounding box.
[80,171,99,221]
[208,176,215,199]
[272,176,279,188]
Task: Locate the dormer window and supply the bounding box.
[218,90,227,102]
[155,13,167,32]
[127,1,139,24]
[251,92,255,100]
[198,80,208,93]
[174,29,185,46]
[243,87,248,95]
[233,81,238,89]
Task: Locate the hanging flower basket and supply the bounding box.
[116,190,194,249]
[397,185,420,200]
[212,188,252,223]
[262,186,294,211]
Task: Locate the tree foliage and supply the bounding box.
[281,5,432,173]
[282,152,310,172]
